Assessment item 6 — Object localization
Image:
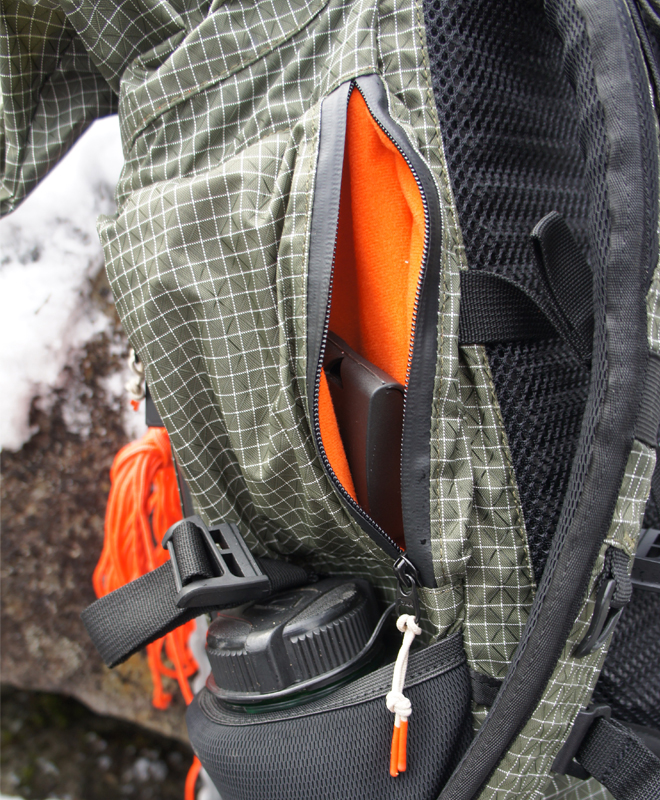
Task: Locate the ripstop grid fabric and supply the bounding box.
[457,345,535,681]
[1,1,118,213]
[4,1,660,798]
[1,0,523,652]
[92,0,493,633]
[104,0,409,600]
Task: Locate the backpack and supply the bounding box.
[2,0,660,798]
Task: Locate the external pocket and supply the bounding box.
[307,75,443,587]
[187,632,473,800]
[317,84,426,546]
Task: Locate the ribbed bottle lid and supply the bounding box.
[206,578,379,698]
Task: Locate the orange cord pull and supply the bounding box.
[386,614,421,778]
[397,718,408,773]
[390,720,401,777]
[389,717,408,776]
[92,426,198,708]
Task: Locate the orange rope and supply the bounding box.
[93,427,199,708]
[95,425,211,799]
[185,757,202,800]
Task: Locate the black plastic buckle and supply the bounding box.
[162,516,270,609]
[632,527,660,593]
[552,704,611,779]
[573,577,625,658]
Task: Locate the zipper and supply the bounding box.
[310,75,442,592]
[353,88,432,395]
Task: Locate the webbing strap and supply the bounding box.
[576,717,660,800]
[82,520,311,668]
[458,211,594,361]
[458,270,557,344]
[82,560,204,668]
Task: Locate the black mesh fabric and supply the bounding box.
[592,589,660,730]
[485,340,591,573]
[422,0,595,580]
[187,634,472,800]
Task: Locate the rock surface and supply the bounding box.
[1,686,192,800]
[1,268,189,743]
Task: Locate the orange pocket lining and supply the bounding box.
[318,89,426,534]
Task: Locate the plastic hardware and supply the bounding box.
[394,555,421,621]
[573,577,625,658]
[551,704,611,779]
[631,527,660,593]
[162,515,270,609]
[144,385,165,428]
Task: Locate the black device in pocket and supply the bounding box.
[323,332,405,544]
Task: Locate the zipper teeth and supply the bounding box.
[312,81,431,568]
[312,83,403,559]
[354,88,431,392]
[354,85,432,565]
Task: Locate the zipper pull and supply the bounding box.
[394,555,421,621]
[388,556,422,777]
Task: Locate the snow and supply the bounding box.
[0,116,124,450]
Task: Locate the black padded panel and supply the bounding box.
[188,634,473,800]
[423,0,593,580]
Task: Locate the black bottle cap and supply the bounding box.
[206,578,381,701]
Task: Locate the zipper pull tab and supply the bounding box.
[387,612,422,776]
[394,555,421,622]
[388,556,422,777]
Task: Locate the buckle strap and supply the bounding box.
[162,516,269,608]
[574,547,632,658]
[578,716,660,800]
[82,517,311,668]
[552,704,612,779]
[554,706,660,800]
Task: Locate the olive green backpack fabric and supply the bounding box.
[2,0,660,798]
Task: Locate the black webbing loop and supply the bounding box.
[469,669,502,707]
[602,546,633,609]
[530,211,594,360]
[82,517,312,669]
[170,519,214,586]
[459,212,594,362]
[459,271,557,344]
[576,717,660,800]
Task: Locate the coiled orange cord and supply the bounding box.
[92,426,202,798]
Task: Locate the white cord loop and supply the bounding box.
[387,614,421,721]
[387,613,421,776]
[125,348,145,402]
